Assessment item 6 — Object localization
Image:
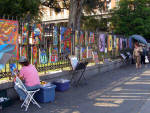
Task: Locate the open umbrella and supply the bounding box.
[129,35,147,45]
[0,44,15,70]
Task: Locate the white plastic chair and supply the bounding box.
[15,76,41,111]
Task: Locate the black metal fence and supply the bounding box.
[0,17,130,80]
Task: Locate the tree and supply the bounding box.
[0,0,41,21]
[110,0,150,39]
[42,0,110,30]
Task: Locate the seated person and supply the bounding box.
[14,56,41,101]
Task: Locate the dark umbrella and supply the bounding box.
[129,35,147,45]
[0,44,15,70]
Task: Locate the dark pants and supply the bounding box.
[141,55,145,64]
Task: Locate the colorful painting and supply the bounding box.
[89,32,95,44]
[75,31,79,46]
[107,35,113,51]
[60,27,72,54]
[75,46,80,59]
[40,49,47,64]
[116,38,119,51]
[32,24,42,44]
[22,23,29,45]
[9,63,17,76]
[120,38,123,50]
[80,47,87,59]
[99,34,105,52]
[50,47,58,63]
[80,31,84,46]
[85,31,88,46]
[32,46,38,64]
[87,47,93,58]
[53,26,58,46]
[114,35,117,48]
[92,51,99,64]
[21,46,27,58]
[0,19,19,59]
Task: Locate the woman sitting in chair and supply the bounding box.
[14,56,41,101]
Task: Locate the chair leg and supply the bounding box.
[76,69,86,86]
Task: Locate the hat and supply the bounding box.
[19,56,27,63]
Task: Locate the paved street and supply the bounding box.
[2,64,150,113]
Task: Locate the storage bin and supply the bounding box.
[35,84,56,103]
[53,79,70,92]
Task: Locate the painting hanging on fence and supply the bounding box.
[50,47,58,63]
[99,34,105,52]
[87,47,93,58]
[32,46,38,64]
[60,27,72,54]
[114,35,117,48]
[40,49,47,64]
[129,38,133,49]
[0,19,19,59]
[32,24,42,44]
[92,51,99,64]
[21,46,27,58]
[89,32,95,44]
[116,38,119,52]
[53,26,58,46]
[75,31,79,46]
[80,47,87,59]
[22,23,29,45]
[75,46,80,59]
[120,38,123,50]
[107,35,112,51]
[85,31,88,46]
[79,31,84,46]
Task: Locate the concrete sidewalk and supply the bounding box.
[2,64,150,113]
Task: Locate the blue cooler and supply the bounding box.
[35,84,56,103]
[53,79,70,92]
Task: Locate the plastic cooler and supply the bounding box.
[35,84,56,103]
[53,79,70,92]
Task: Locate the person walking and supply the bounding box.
[133,43,142,69]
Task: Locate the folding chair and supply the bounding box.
[120,53,128,63]
[15,76,41,111]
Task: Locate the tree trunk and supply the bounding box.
[68,0,84,30]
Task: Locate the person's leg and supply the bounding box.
[25,84,41,91]
[14,85,26,100]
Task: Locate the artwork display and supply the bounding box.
[50,47,58,63]
[9,63,17,76]
[60,27,72,54]
[0,19,19,59]
[32,24,42,44]
[80,47,87,59]
[80,31,84,46]
[114,35,117,48]
[32,46,38,64]
[87,47,93,58]
[92,51,99,64]
[107,35,112,51]
[40,49,47,64]
[75,31,79,46]
[75,47,80,59]
[85,31,88,46]
[22,23,29,45]
[89,32,95,44]
[53,26,58,46]
[99,34,105,52]
[21,46,27,58]
[120,38,123,50]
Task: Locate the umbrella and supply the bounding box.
[129,35,147,45]
[0,44,15,70]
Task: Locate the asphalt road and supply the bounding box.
[2,64,150,113]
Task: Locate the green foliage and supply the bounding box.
[0,0,41,21]
[111,0,150,39]
[81,16,108,32]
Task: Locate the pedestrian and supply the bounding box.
[14,56,41,101]
[141,46,146,64]
[133,43,142,69]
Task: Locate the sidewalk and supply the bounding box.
[2,64,150,113]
